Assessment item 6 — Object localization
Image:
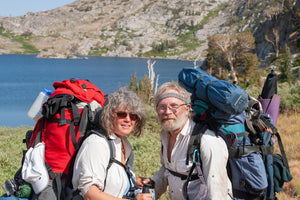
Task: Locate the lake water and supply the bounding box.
[0,54,194,127]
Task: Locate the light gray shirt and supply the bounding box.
[152,119,232,200]
[72,133,134,197]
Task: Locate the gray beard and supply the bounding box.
[160,112,187,132]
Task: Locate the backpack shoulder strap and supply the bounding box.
[183,122,210,200]
[185,122,208,165]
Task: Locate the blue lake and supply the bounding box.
[0,54,194,127]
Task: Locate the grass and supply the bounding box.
[274,113,300,199]
[0,126,30,188]
[0,112,299,199]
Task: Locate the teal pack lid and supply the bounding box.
[43,89,52,96]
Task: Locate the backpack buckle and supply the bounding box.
[193,149,200,163]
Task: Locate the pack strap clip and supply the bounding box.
[193,149,200,163]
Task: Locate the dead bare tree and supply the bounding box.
[207,32,256,83]
[210,34,238,82]
[147,59,159,94]
[265,27,281,58]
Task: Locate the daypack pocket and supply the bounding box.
[229,152,268,195]
[183,178,210,200]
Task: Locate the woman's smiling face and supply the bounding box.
[112,108,137,138]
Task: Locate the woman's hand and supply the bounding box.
[136,193,153,200]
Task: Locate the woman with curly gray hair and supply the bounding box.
[72,88,152,200]
[101,87,145,138]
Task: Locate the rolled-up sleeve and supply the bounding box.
[72,135,110,196]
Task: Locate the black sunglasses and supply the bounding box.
[114,111,138,121]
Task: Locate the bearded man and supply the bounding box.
[136,82,232,200]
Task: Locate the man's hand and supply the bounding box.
[136,177,154,189]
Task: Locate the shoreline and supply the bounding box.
[0,53,200,62]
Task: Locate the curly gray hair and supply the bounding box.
[100,87,146,137]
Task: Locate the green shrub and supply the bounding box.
[278,81,300,112]
[293,57,300,67]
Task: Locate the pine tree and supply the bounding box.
[129,72,138,92]
[236,52,261,88]
[277,46,293,83]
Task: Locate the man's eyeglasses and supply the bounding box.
[114,111,138,121]
[156,104,186,113]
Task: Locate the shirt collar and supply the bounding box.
[109,132,118,140]
[178,119,195,137]
[109,132,131,148]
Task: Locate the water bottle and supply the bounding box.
[27,89,52,121]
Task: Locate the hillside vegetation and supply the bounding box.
[0,0,299,64]
[0,111,299,199]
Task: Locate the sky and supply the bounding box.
[0,0,75,17]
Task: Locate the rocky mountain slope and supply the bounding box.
[0,0,299,64]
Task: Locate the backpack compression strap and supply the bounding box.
[274,131,290,170]
[30,118,45,147]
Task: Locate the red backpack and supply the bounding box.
[26,79,105,199]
